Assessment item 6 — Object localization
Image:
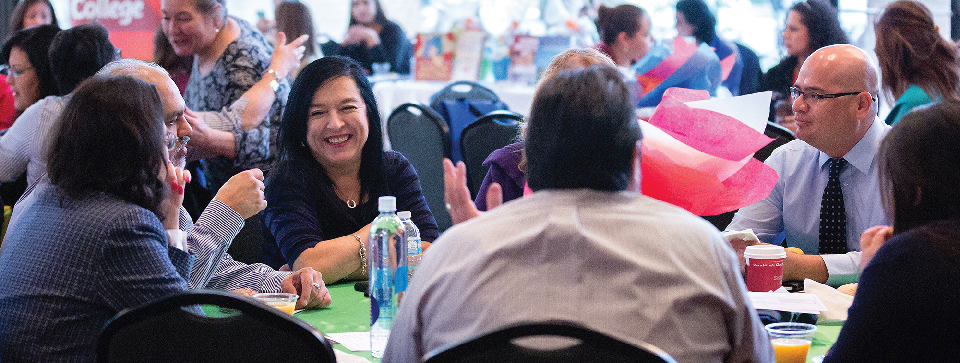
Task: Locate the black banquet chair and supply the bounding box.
[429,80,502,111]
[387,102,453,232]
[460,110,523,198]
[755,121,795,162]
[429,80,508,163]
[97,290,336,363]
[423,321,678,363]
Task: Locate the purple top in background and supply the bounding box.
[475,142,526,211]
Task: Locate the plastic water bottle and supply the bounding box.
[368,196,407,358]
[397,211,422,279]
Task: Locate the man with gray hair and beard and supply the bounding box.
[6,57,330,309]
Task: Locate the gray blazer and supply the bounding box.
[0,184,193,361]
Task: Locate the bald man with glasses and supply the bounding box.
[726,44,891,286]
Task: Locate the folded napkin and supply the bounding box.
[804,278,854,322]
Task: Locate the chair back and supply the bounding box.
[429,81,509,162]
[387,103,452,232]
[97,290,335,363]
[755,121,795,162]
[460,110,523,198]
[424,321,678,363]
[429,80,502,110]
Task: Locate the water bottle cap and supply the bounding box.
[397,211,411,219]
[378,196,397,212]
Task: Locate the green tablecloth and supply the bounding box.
[808,320,842,362]
[295,283,842,363]
[295,282,376,361]
[221,282,842,363]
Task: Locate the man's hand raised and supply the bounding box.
[214,169,267,219]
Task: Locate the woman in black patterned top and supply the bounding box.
[160,0,287,195]
[322,0,412,75]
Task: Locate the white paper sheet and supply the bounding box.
[749,291,828,314]
[326,332,371,352]
[334,349,372,363]
[804,279,854,322]
[684,91,773,133]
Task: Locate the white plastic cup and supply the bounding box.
[253,293,298,314]
[765,322,817,363]
[744,245,786,292]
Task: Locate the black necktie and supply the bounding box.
[819,157,848,254]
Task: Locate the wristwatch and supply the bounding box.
[265,69,280,92]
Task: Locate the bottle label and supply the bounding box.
[407,236,422,254]
[395,266,408,293]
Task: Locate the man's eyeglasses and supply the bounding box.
[0,65,34,80]
[165,132,189,151]
[790,87,867,103]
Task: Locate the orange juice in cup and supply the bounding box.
[765,322,817,363]
[252,293,298,315]
[771,338,812,363]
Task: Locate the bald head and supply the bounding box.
[806,45,880,106]
[793,44,880,157]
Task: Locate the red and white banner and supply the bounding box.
[70,0,160,61]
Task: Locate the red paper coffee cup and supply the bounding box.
[744,245,786,292]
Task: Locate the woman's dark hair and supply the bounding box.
[276,56,386,201]
[276,1,316,57]
[8,0,59,35]
[790,0,849,55]
[595,4,647,46]
[676,0,716,45]
[525,64,640,192]
[879,101,960,233]
[48,23,116,95]
[152,26,193,72]
[349,0,388,26]
[1,24,61,99]
[47,76,168,219]
[875,0,960,103]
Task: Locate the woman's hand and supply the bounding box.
[344,25,381,48]
[442,158,502,225]
[859,225,893,270]
[162,162,190,230]
[269,32,308,80]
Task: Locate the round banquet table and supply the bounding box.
[292,283,841,363]
[296,282,377,361]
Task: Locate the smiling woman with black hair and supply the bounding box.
[261,56,436,284]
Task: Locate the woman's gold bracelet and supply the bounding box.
[354,234,367,275]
